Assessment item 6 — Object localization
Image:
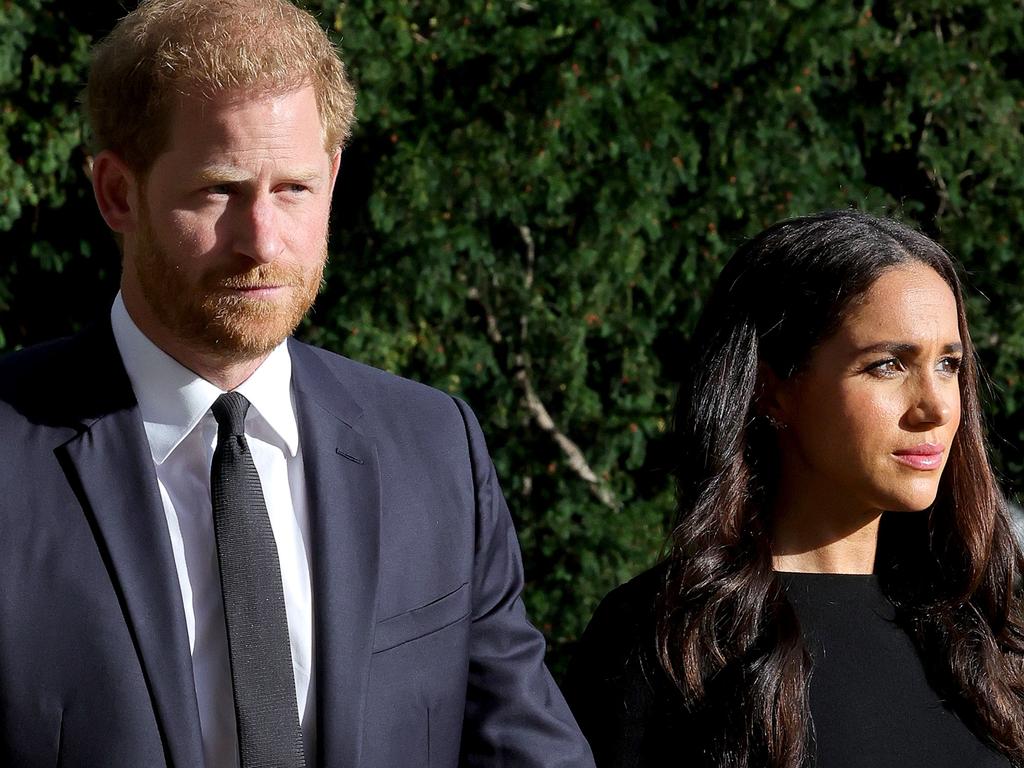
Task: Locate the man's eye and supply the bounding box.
[206,184,231,196]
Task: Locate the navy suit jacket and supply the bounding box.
[0,322,595,767]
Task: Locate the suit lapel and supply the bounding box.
[290,341,381,768]
[59,324,204,768]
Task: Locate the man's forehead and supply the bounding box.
[171,78,313,107]
[161,86,319,137]
[161,86,325,144]
[142,85,334,180]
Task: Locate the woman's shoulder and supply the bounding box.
[563,561,681,766]
[570,562,667,677]
[571,561,668,672]
[601,561,668,609]
[563,565,668,716]
[588,562,666,635]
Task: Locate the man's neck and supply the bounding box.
[168,351,268,392]
[121,290,272,391]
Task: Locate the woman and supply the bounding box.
[565,210,1024,767]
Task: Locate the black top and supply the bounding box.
[564,566,1011,768]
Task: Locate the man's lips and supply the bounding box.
[219,283,290,295]
[892,443,945,470]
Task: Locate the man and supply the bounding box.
[0,1,595,766]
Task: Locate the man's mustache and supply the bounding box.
[206,263,308,290]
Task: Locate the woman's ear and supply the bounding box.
[756,361,790,429]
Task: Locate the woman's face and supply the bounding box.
[772,262,962,517]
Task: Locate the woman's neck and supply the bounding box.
[770,473,882,574]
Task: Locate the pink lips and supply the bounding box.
[892,443,944,470]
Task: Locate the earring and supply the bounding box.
[766,415,787,430]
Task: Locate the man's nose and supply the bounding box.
[234,193,283,264]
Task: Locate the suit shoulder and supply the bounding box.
[294,342,473,437]
[0,334,90,424]
[301,343,458,403]
[0,334,80,391]
[0,323,130,428]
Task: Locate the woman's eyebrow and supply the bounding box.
[855,341,963,355]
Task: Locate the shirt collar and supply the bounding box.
[110,292,299,464]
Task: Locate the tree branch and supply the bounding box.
[513,367,618,508]
[468,225,618,510]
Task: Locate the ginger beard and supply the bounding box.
[133,197,326,363]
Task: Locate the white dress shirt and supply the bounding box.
[110,294,316,767]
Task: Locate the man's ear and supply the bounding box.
[91,150,141,234]
[328,149,342,191]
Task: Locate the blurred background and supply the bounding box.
[2,0,1023,676]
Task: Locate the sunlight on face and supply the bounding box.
[125,85,338,363]
[774,262,962,519]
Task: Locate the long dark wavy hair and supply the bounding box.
[656,209,1024,766]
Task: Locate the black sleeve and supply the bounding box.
[562,568,670,768]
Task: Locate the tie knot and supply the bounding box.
[212,391,251,437]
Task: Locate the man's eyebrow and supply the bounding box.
[194,166,323,184]
[195,166,251,184]
[856,341,963,355]
[277,168,323,183]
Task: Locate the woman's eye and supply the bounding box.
[866,358,903,377]
[938,356,962,376]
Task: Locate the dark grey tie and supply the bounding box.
[210,392,306,768]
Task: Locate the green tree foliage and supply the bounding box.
[2,0,1023,673]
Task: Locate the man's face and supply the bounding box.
[124,85,339,362]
